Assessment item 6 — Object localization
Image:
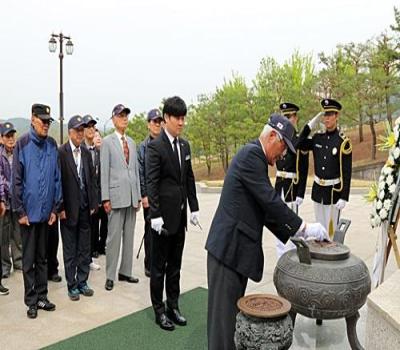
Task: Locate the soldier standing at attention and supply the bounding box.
[275,102,309,257]
[298,98,352,237]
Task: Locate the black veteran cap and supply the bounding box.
[83,114,97,126]
[280,102,299,116]
[1,122,16,136]
[68,115,87,130]
[147,108,162,122]
[321,98,342,113]
[268,114,296,153]
[112,104,131,118]
[32,103,53,120]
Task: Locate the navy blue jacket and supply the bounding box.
[205,139,302,282]
[11,127,62,223]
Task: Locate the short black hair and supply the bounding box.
[163,96,187,117]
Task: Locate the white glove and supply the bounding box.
[297,222,330,241]
[151,217,164,234]
[307,112,324,130]
[335,199,346,210]
[295,197,303,206]
[190,211,200,226]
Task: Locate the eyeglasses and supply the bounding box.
[34,115,53,125]
[150,118,163,125]
[275,131,287,156]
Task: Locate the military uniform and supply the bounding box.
[275,103,309,257]
[298,99,352,236]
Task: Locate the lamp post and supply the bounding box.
[48,33,74,144]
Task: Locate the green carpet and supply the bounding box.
[44,287,207,350]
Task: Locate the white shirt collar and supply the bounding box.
[69,139,80,152]
[164,128,178,145]
[114,130,125,140]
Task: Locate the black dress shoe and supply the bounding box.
[166,308,187,326]
[155,313,175,331]
[118,274,139,283]
[37,298,56,311]
[92,251,99,259]
[144,268,151,278]
[105,279,114,291]
[48,274,62,283]
[27,305,38,319]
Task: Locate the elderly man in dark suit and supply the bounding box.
[146,96,199,331]
[205,114,329,350]
[58,115,98,301]
[101,104,141,291]
[82,115,102,271]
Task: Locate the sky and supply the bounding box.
[0,0,397,128]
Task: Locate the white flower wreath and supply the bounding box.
[365,118,400,228]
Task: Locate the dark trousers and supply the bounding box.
[60,209,91,291]
[1,210,22,274]
[150,221,185,315]
[207,253,248,350]
[21,222,49,307]
[90,210,100,256]
[47,220,60,277]
[142,207,152,271]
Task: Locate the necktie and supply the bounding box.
[173,138,181,170]
[73,147,83,188]
[89,146,95,165]
[121,136,129,164]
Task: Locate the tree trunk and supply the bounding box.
[386,92,392,128]
[369,115,377,160]
[358,111,364,142]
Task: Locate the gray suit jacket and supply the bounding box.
[100,132,141,209]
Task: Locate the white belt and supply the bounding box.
[314,176,340,186]
[276,171,296,179]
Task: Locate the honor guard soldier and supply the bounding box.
[298,98,352,237]
[275,102,309,257]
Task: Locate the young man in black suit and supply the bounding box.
[146,96,199,331]
[58,115,98,301]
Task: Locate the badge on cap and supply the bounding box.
[277,122,283,130]
[332,147,337,155]
[324,100,329,105]
[46,107,50,113]
[77,117,81,122]
[282,104,287,109]
[5,123,10,128]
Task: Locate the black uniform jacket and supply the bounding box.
[298,125,352,204]
[58,142,98,227]
[146,129,199,235]
[81,142,101,205]
[205,139,303,282]
[275,133,309,202]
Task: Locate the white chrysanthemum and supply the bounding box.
[376,200,383,210]
[384,199,391,210]
[379,174,385,182]
[394,148,400,160]
[380,208,388,220]
[371,217,377,227]
[388,153,395,163]
[389,184,396,193]
[379,191,385,200]
[387,174,394,185]
[375,215,382,226]
[384,166,393,175]
[379,181,386,190]
[394,125,399,136]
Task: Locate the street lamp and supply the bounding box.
[48,33,74,144]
